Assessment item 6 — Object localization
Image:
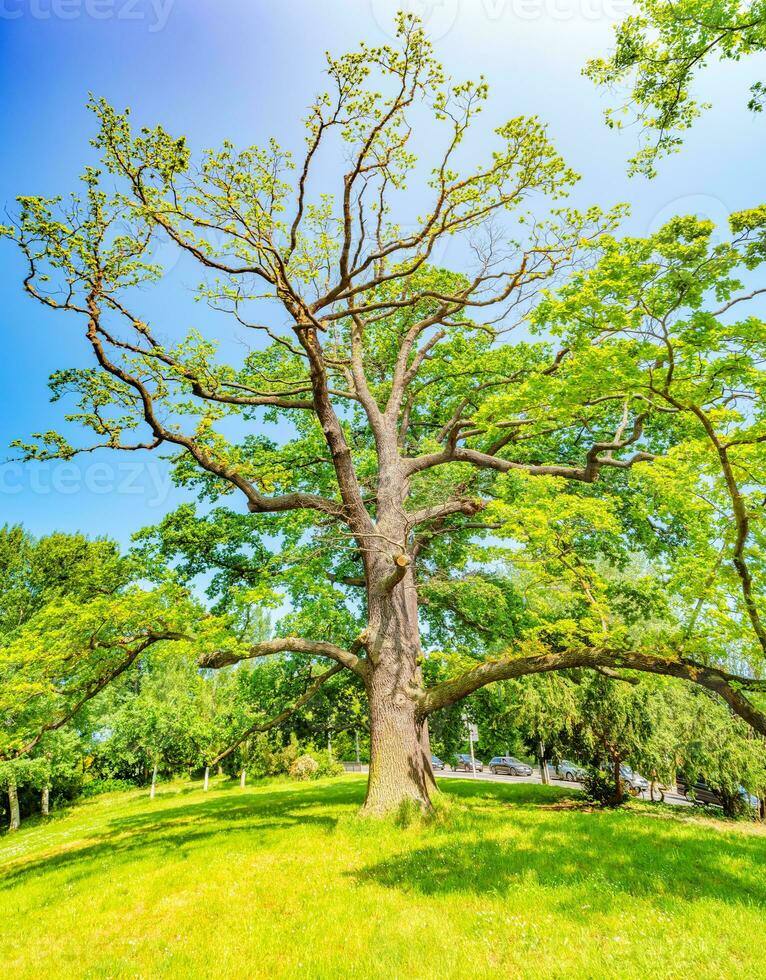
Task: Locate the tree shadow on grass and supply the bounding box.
[0,779,365,891]
[354,797,766,913]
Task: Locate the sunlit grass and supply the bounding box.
[1,775,765,978]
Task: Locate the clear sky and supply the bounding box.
[1,0,763,546]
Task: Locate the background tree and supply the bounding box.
[0,526,203,763]
[569,674,653,804]
[90,651,215,794]
[586,0,766,175]
[676,687,766,815]
[5,15,766,815]
[0,757,47,832]
[35,728,84,816]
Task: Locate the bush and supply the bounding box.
[289,755,320,781]
[246,733,301,778]
[246,739,342,782]
[80,777,137,798]
[311,749,344,778]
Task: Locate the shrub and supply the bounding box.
[245,733,303,778]
[80,777,136,798]
[277,734,301,774]
[289,755,320,781]
[311,749,344,778]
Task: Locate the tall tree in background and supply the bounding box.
[5,15,766,814]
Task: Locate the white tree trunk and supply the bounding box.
[41,786,50,816]
[240,769,246,789]
[203,766,209,792]
[8,782,20,832]
[150,761,158,800]
[539,741,551,785]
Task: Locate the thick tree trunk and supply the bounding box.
[41,786,50,816]
[8,782,20,832]
[364,665,436,814]
[362,566,436,815]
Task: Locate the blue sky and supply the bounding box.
[0,0,763,546]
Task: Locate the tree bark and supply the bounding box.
[8,782,20,832]
[610,751,624,806]
[203,766,210,792]
[41,786,50,816]
[240,769,246,789]
[362,566,436,814]
[150,761,158,800]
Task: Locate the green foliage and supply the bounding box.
[310,749,345,778]
[0,526,240,765]
[244,733,301,779]
[89,651,219,782]
[80,777,136,798]
[581,767,628,807]
[586,0,766,174]
[0,757,48,792]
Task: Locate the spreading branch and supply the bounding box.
[419,646,766,737]
[198,636,366,678]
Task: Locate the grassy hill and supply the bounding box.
[1,776,765,978]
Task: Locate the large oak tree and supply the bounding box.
[5,14,766,813]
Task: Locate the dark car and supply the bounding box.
[431,755,447,771]
[489,756,533,776]
[677,774,759,811]
[453,753,484,772]
[554,759,586,782]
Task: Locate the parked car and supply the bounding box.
[554,760,586,782]
[676,774,759,811]
[453,753,484,772]
[489,756,533,776]
[620,765,649,795]
[431,755,447,771]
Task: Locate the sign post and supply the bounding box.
[467,722,479,777]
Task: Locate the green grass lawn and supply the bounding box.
[1,776,765,978]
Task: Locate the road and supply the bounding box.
[343,762,690,806]
[436,766,691,806]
